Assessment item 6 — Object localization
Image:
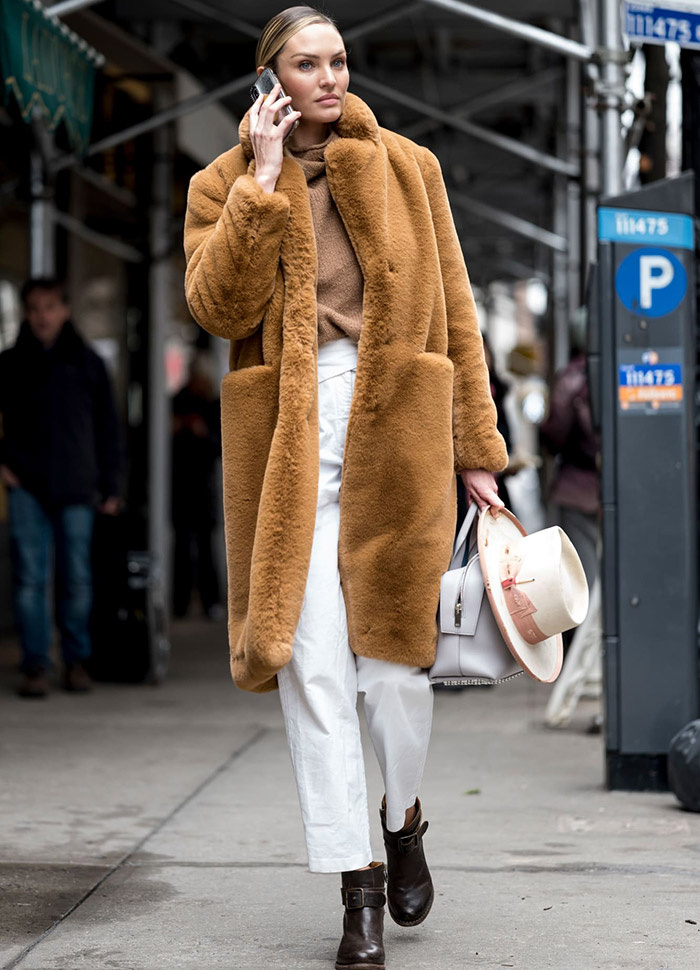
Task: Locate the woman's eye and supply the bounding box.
[333,59,346,68]
[298,61,313,70]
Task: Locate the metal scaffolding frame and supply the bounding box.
[44,0,627,251]
[45,1,626,263]
[352,72,579,177]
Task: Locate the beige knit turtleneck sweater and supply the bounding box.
[289,131,364,346]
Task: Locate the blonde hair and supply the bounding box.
[256,6,339,69]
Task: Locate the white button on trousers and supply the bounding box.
[277,339,434,874]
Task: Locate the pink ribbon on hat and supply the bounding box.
[499,553,547,646]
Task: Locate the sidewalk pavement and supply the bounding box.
[1,618,698,970]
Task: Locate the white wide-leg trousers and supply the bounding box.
[277,338,434,874]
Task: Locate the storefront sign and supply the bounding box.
[0,0,101,152]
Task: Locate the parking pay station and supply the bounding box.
[594,173,699,790]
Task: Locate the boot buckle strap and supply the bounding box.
[398,820,429,853]
[341,888,386,910]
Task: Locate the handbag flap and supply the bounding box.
[439,553,485,636]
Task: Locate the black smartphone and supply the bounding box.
[250,68,299,140]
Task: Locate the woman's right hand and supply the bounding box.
[250,84,301,194]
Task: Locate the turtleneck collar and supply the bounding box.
[288,130,338,183]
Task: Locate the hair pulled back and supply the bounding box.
[256,5,339,69]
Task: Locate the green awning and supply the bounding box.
[0,0,104,153]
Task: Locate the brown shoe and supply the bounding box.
[335,862,386,970]
[62,662,93,692]
[18,669,50,699]
[381,797,434,927]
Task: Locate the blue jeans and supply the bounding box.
[9,487,95,673]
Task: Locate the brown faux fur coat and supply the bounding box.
[184,92,507,693]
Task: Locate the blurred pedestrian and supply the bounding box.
[0,278,124,698]
[540,348,600,594]
[184,7,507,968]
[171,355,222,619]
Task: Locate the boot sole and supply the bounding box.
[335,964,385,970]
[388,887,434,927]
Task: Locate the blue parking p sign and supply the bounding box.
[615,246,687,318]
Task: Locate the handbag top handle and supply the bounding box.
[452,502,479,572]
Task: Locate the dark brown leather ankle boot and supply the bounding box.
[335,861,386,970]
[380,797,434,927]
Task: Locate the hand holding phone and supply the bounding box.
[250,68,300,141]
[249,69,301,193]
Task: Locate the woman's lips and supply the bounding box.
[316,95,339,103]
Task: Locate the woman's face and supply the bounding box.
[271,23,349,127]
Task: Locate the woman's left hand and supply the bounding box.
[459,468,504,516]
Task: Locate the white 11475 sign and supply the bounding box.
[624,1,700,49]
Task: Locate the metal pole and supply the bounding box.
[352,73,579,177]
[580,0,601,271]
[420,0,593,62]
[47,0,104,15]
[148,85,173,615]
[598,0,626,196]
[29,118,56,276]
[566,54,582,321]
[449,191,568,252]
[553,107,571,372]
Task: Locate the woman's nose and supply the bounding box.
[320,68,335,86]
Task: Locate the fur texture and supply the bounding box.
[184,93,507,692]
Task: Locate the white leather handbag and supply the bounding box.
[429,502,523,687]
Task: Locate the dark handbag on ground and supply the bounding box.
[429,502,523,687]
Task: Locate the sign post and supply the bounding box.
[595,173,698,790]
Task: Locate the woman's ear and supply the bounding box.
[256,66,265,76]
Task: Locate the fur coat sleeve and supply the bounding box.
[184,159,291,340]
[417,148,507,473]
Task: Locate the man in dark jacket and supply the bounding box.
[540,349,600,594]
[0,278,124,698]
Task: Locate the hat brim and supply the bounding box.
[477,507,563,684]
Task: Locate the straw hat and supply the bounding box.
[477,507,589,683]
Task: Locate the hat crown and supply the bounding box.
[501,527,588,640]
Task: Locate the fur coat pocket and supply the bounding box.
[338,349,457,669]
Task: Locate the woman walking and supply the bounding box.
[184,7,507,967]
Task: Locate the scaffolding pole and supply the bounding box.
[420,0,593,62]
[147,84,173,614]
[450,192,568,252]
[29,118,56,276]
[598,0,626,196]
[47,0,104,15]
